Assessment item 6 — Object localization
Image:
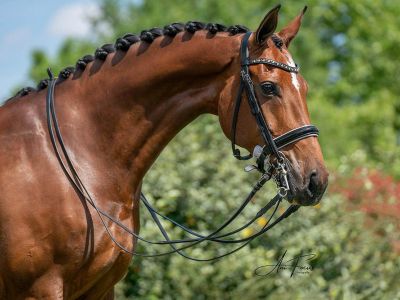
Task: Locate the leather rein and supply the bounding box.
[45,32,319,261]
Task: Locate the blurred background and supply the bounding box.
[1,0,399,298]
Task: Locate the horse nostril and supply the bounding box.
[307,171,318,197]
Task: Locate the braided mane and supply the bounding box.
[10,22,249,100]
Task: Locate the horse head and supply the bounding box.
[218,5,329,206]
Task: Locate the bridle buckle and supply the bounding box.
[274,156,290,198]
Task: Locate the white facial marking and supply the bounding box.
[284,53,300,92]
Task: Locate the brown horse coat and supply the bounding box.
[0,6,328,299]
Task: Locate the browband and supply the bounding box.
[246,58,299,73]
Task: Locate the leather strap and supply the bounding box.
[44,30,307,261]
[231,32,316,162]
[225,31,320,251]
[46,78,295,260]
[231,32,281,160]
[231,80,251,160]
[247,58,299,73]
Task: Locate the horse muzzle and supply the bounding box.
[286,167,329,206]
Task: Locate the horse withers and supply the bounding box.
[0,5,328,299]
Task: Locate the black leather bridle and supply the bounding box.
[231,31,319,196]
[44,32,319,262]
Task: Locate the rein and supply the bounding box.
[45,32,319,261]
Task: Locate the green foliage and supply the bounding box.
[118,197,400,299]
[311,96,400,177]
[18,0,400,298]
[116,120,400,299]
[29,50,50,83]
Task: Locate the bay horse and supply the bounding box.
[0,5,328,299]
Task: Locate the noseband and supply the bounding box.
[231,31,319,197]
[45,32,319,262]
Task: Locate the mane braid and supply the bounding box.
[95,44,115,60]
[227,25,249,35]
[59,66,75,80]
[14,86,35,97]
[163,23,184,36]
[37,79,49,90]
[13,21,250,99]
[76,54,94,70]
[140,28,163,43]
[185,21,206,33]
[206,23,227,34]
[116,34,140,51]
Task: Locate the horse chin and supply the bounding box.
[286,192,323,207]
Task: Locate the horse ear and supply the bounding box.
[255,4,281,45]
[278,6,307,48]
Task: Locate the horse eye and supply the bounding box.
[260,81,277,96]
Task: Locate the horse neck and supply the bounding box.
[63,32,240,188]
